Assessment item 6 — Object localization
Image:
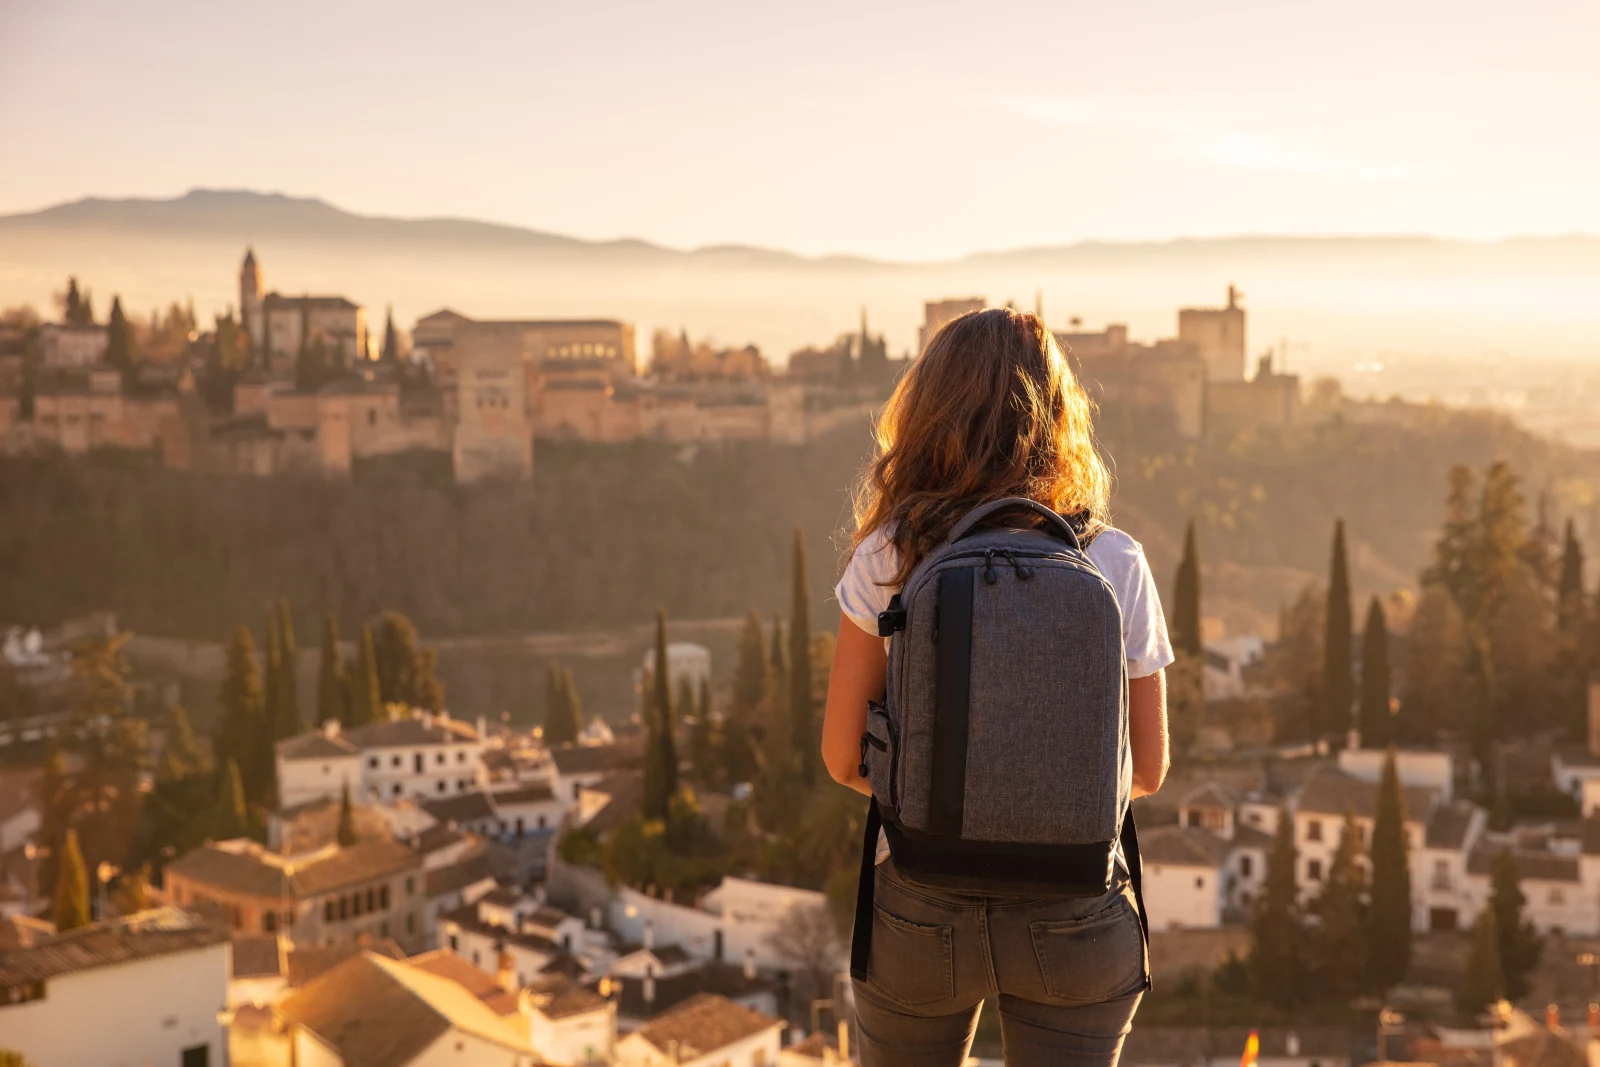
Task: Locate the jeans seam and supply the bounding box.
[979,903,1000,995]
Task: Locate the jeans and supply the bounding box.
[853,859,1147,1067]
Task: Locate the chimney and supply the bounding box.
[476,714,487,740]
[643,968,656,1005]
[1548,1004,1561,1030]
[744,947,756,982]
[497,950,516,994]
[643,919,654,951]
[837,1019,850,1063]
[322,720,341,738]
[589,905,602,930]
[1587,1002,1598,1035]
[1588,681,1600,758]
[534,884,546,905]
[420,710,435,730]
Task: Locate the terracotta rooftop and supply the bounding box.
[420,791,497,825]
[630,992,783,1058]
[0,907,226,985]
[165,837,420,900]
[1295,766,1435,821]
[1138,824,1235,868]
[528,973,611,1020]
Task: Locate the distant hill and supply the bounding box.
[1,189,1597,363]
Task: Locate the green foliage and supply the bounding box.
[1358,597,1392,748]
[1267,582,1325,742]
[1458,907,1504,1016]
[688,682,723,791]
[1310,814,1368,999]
[105,296,139,386]
[732,611,771,719]
[558,824,602,867]
[337,780,357,847]
[1322,519,1353,742]
[273,598,300,737]
[160,702,202,780]
[1367,749,1413,991]
[317,614,345,726]
[1557,520,1586,632]
[215,625,271,807]
[1401,584,1466,742]
[1248,813,1307,1007]
[602,794,726,899]
[789,526,817,786]
[641,609,679,821]
[1171,519,1203,657]
[346,624,382,726]
[61,276,93,325]
[213,759,250,840]
[373,611,443,711]
[1488,849,1543,1002]
[543,662,584,745]
[53,828,91,931]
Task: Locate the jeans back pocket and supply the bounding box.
[866,906,955,1009]
[1029,894,1147,1005]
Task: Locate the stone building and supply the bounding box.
[1178,284,1248,381]
[240,248,367,372]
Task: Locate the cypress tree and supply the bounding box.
[1323,519,1354,743]
[790,526,817,785]
[544,662,582,745]
[1557,520,1585,632]
[1359,596,1392,748]
[105,295,138,385]
[317,614,345,726]
[676,675,696,733]
[1458,907,1504,1016]
[1311,813,1368,999]
[274,598,300,737]
[643,608,678,819]
[161,703,202,779]
[770,613,788,701]
[1171,519,1203,657]
[336,780,357,847]
[1368,749,1413,990]
[213,759,249,839]
[381,306,400,363]
[1249,813,1306,1007]
[348,624,382,726]
[689,681,721,790]
[53,828,91,931]
[263,612,283,745]
[373,611,443,711]
[562,667,584,739]
[63,276,85,324]
[1489,849,1543,1001]
[37,747,72,900]
[215,626,265,800]
[732,611,771,719]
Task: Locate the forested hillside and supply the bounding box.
[2,401,1596,648]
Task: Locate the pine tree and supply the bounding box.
[213,759,249,840]
[347,624,382,726]
[1359,596,1393,748]
[1249,813,1307,1007]
[1368,749,1413,990]
[336,780,357,847]
[1458,907,1505,1016]
[790,526,818,785]
[1171,519,1203,657]
[1323,519,1354,743]
[105,296,138,386]
[273,598,300,737]
[643,609,678,819]
[1488,849,1543,1002]
[215,626,265,803]
[732,611,771,718]
[1311,813,1368,999]
[317,614,345,726]
[53,828,91,931]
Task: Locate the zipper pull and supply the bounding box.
[1003,549,1033,580]
[858,734,870,779]
[983,549,998,585]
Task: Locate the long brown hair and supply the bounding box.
[851,307,1111,584]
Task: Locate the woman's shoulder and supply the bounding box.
[1086,524,1144,562]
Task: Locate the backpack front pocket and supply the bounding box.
[860,701,899,815]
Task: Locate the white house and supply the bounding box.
[1202,635,1265,701]
[1337,746,1454,802]
[551,742,643,805]
[526,975,618,1067]
[609,876,836,974]
[275,723,364,809]
[348,711,489,801]
[488,781,567,837]
[0,906,230,1067]
[1292,765,1435,901]
[1140,824,1231,929]
[613,992,784,1067]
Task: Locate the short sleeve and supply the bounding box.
[1086,528,1176,680]
[834,528,901,638]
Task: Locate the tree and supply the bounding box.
[1401,584,1466,742]
[337,780,357,847]
[1269,583,1326,741]
[347,624,382,726]
[160,703,203,780]
[213,759,249,840]
[764,903,842,1004]
[317,614,346,726]
[61,276,93,325]
[373,611,443,711]
[1368,749,1413,990]
[53,828,91,931]
[1249,813,1306,1007]
[543,662,583,745]
[36,747,72,900]
[273,598,300,738]
[1171,519,1203,657]
[1323,519,1354,743]
[1359,596,1393,748]
[732,612,771,719]
[1488,849,1543,1002]
[380,306,400,363]
[1557,520,1586,633]
[1458,907,1505,1017]
[215,626,266,804]
[1310,813,1368,999]
[790,526,818,786]
[643,609,678,820]
[689,682,722,789]
[113,867,152,916]
[105,296,139,386]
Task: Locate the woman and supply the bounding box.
[821,307,1172,1066]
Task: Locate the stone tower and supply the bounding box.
[240,248,264,354]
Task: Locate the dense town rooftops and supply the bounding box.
[549,742,641,776]
[1426,800,1480,850]
[277,952,533,1067]
[0,907,226,985]
[1466,845,1580,884]
[1179,782,1236,811]
[423,847,498,899]
[1138,824,1236,868]
[1295,766,1435,821]
[165,837,421,899]
[275,731,360,761]
[407,949,521,1015]
[284,938,405,988]
[421,791,497,825]
[630,992,782,1057]
[231,934,286,979]
[528,973,611,1019]
[439,902,559,955]
[595,960,777,1021]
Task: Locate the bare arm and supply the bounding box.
[1129,669,1169,799]
[821,610,887,797]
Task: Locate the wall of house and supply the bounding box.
[1143,862,1222,930]
[413,1027,534,1067]
[0,943,228,1067]
[278,754,364,808]
[530,1004,616,1066]
[360,739,487,801]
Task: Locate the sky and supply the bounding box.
[1,0,1598,261]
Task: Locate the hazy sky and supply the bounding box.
[2,0,1597,260]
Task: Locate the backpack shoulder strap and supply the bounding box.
[1120,807,1153,991]
[848,799,882,981]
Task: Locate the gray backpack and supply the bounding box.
[849,497,1150,979]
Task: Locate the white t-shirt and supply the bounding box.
[834,524,1175,680]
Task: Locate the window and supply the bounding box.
[392,755,402,767]
[1307,860,1323,881]
[406,876,415,896]
[1194,876,1205,889]
[366,888,376,912]
[181,1044,210,1067]
[325,900,335,922]
[264,912,277,933]
[338,897,349,920]
[369,757,379,769]
[436,752,446,765]
[1551,888,1566,906]
[450,933,458,951]
[407,914,416,935]
[415,753,424,773]
[392,783,402,797]
[367,409,376,427]
[1306,820,1323,843]
[537,815,547,830]
[472,950,481,965]
[1239,856,1253,877]
[1432,859,1452,890]
[437,781,447,792]
[351,894,362,918]
[380,886,390,909]
[457,751,467,763]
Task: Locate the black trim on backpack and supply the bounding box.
[928,567,974,837]
[876,593,907,638]
[849,799,882,982]
[1119,806,1153,991]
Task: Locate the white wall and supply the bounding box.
[278,754,363,809]
[615,1024,781,1067]
[0,942,229,1067]
[363,741,487,801]
[413,1027,534,1067]
[1142,862,1222,930]
[1337,748,1453,802]
[529,1004,616,1067]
